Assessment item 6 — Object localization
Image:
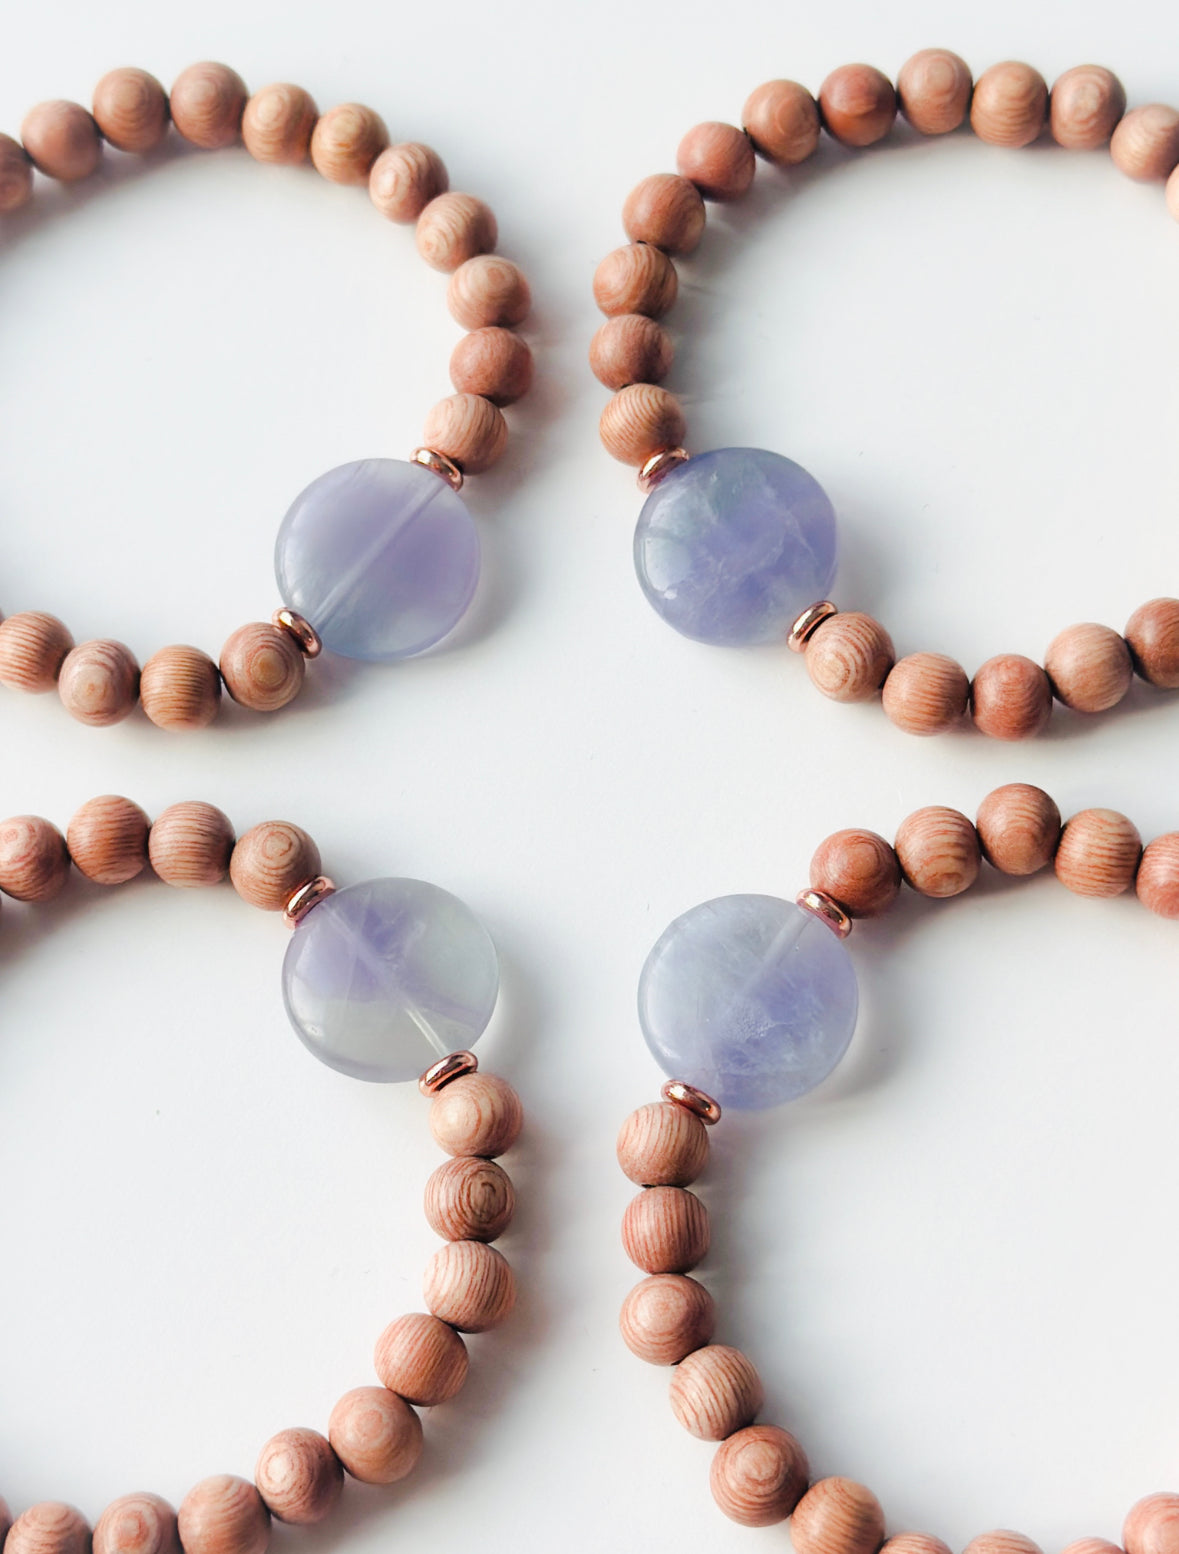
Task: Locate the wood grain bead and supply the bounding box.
[1059,1542,1124,1554]
[447,254,531,329]
[710,1424,809,1527]
[881,652,969,735]
[809,828,901,917]
[619,1273,715,1364]
[6,1505,90,1554]
[593,243,678,319]
[219,624,304,713]
[676,121,755,201]
[617,1101,709,1186]
[793,1480,886,1554]
[21,101,102,181]
[1111,105,1179,181]
[241,84,317,165]
[327,1387,422,1486]
[229,820,320,911]
[589,314,674,390]
[416,192,497,272]
[819,65,897,148]
[0,611,74,691]
[622,1185,709,1274]
[58,639,140,727]
[369,142,447,222]
[971,63,1048,148]
[895,806,980,897]
[881,1539,953,1554]
[897,49,973,135]
[149,801,234,887]
[253,1428,342,1525]
[1055,808,1142,897]
[373,1312,469,1405]
[67,794,150,885]
[449,327,533,406]
[622,173,706,256]
[140,645,221,730]
[668,1344,763,1441]
[1125,598,1179,687]
[805,612,895,702]
[1124,1494,1179,1554]
[0,814,70,901]
[0,133,34,212]
[93,1493,178,1554]
[742,79,821,166]
[971,653,1053,740]
[422,393,508,474]
[423,1239,515,1331]
[176,1478,268,1554]
[599,383,686,465]
[429,1072,523,1157]
[1044,623,1132,713]
[976,783,1061,875]
[169,64,246,150]
[962,1535,1042,1554]
[309,103,387,185]
[424,1155,515,1241]
[92,69,170,154]
[1137,834,1179,918]
[1050,66,1127,150]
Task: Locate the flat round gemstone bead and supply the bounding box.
[638,895,858,1109]
[275,458,480,661]
[282,877,499,1082]
[634,447,838,647]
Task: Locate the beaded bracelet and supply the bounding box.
[0,63,533,732]
[591,52,1179,740]
[0,796,523,1554]
[615,781,1179,1549]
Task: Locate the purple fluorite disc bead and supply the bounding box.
[633,447,838,646]
[275,458,480,660]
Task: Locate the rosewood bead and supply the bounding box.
[1124,1493,1179,1554]
[710,1424,809,1527]
[1050,66,1127,150]
[882,1540,953,1554]
[676,122,755,201]
[882,652,969,735]
[895,806,980,897]
[897,49,973,135]
[93,1494,177,1554]
[593,243,678,319]
[370,142,448,222]
[0,612,74,692]
[422,393,508,473]
[424,1239,515,1331]
[229,820,320,911]
[962,1536,1042,1554]
[449,327,533,406]
[622,173,706,255]
[0,814,70,901]
[599,384,685,465]
[622,1185,709,1274]
[1125,598,1179,687]
[1044,623,1132,713]
[309,103,387,184]
[970,62,1048,148]
[6,1504,91,1554]
[447,255,531,329]
[810,828,901,917]
[220,623,304,712]
[819,65,897,147]
[139,645,221,731]
[742,79,821,165]
[1055,808,1142,897]
[169,63,246,150]
[1137,834,1179,918]
[429,1072,523,1158]
[373,1312,470,1405]
[791,1479,886,1554]
[970,654,1053,740]
[176,1477,268,1554]
[619,1273,715,1364]
[1110,105,1179,181]
[425,1155,515,1241]
[58,639,140,726]
[92,69,170,154]
[67,795,150,885]
[416,192,497,272]
[149,801,234,887]
[976,784,1061,875]
[668,1344,763,1441]
[254,1427,342,1525]
[805,612,894,702]
[241,84,317,165]
[21,101,102,181]
[0,134,33,212]
[589,314,674,390]
[616,1101,709,1186]
[326,1387,422,1485]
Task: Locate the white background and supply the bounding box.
[0,1,1177,1551]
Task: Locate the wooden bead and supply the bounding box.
[897,49,973,135]
[622,174,706,256]
[7,1505,90,1554]
[447,255,531,329]
[67,795,150,885]
[1124,1493,1179,1554]
[229,820,320,911]
[449,327,533,406]
[327,1387,422,1485]
[976,784,1061,875]
[589,314,674,390]
[593,243,678,319]
[882,1539,953,1554]
[424,1155,515,1241]
[962,1535,1042,1554]
[219,623,304,713]
[1137,833,1179,918]
[176,1477,268,1554]
[0,814,70,901]
[622,1184,709,1274]
[1050,66,1127,150]
[619,1273,715,1364]
[149,801,234,887]
[0,134,34,212]
[971,653,1053,740]
[809,828,901,917]
[895,806,980,897]
[241,84,317,165]
[805,612,894,702]
[971,62,1048,148]
[370,142,447,222]
[422,393,508,474]
[1055,808,1142,897]
[1111,105,1179,181]
[92,69,170,154]
[169,63,246,150]
[882,652,969,735]
[93,1493,178,1554]
[416,192,497,272]
[710,1424,809,1527]
[424,1239,515,1331]
[429,1072,523,1157]
[140,645,221,730]
[792,1480,886,1554]
[1044,623,1132,713]
[1125,598,1179,687]
[742,79,821,166]
[309,103,386,185]
[0,611,74,691]
[676,122,755,201]
[21,101,102,181]
[254,1428,342,1525]
[373,1311,469,1405]
[819,65,897,148]
[668,1344,763,1440]
[617,1101,708,1186]
[599,384,686,465]
[58,639,140,726]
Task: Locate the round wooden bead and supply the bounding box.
[976,784,1061,875]
[710,1424,809,1527]
[241,84,317,165]
[0,134,34,212]
[1044,623,1132,713]
[449,327,533,406]
[416,192,497,273]
[219,623,304,713]
[0,611,74,692]
[1137,833,1179,918]
[882,1539,953,1554]
[676,122,755,201]
[140,645,221,731]
[622,1185,709,1274]
[429,1072,523,1157]
[589,314,674,390]
[21,101,102,181]
[424,1155,515,1241]
[1124,1494,1179,1554]
[617,1101,709,1186]
[622,173,706,256]
[971,62,1048,148]
[0,814,70,901]
[229,820,320,911]
[327,1387,422,1486]
[819,65,897,148]
[809,828,901,917]
[792,1480,886,1554]
[881,652,969,735]
[422,393,508,474]
[593,243,678,319]
[895,806,981,897]
[668,1344,763,1441]
[253,1428,342,1526]
[962,1535,1043,1554]
[176,1477,268,1554]
[599,383,686,465]
[805,612,895,703]
[309,103,386,184]
[1111,105,1179,181]
[1125,598,1179,687]
[742,79,821,166]
[93,1493,178,1554]
[1050,66,1127,150]
[373,1312,469,1405]
[971,653,1053,740]
[92,69,170,154]
[149,801,234,887]
[1055,808,1142,897]
[67,795,150,885]
[369,142,447,222]
[619,1273,715,1364]
[897,49,973,135]
[423,1239,515,1331]
[6,1504,90,1554]
[447,254,531,330]
[169,63,246,150]
[58,639,140,727]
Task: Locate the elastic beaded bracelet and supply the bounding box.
[0,796,523,1554]
[616,781,1179,1547]
[0,63,533,732]
[591,52,1179,741]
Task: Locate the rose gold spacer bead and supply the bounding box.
[271,608,322,659]
[419,1049,480,1096]
[796,887,853,939]
[788,600,838,652]
[661,1079,722,1126]
[410,446,465,492]
[637,447,689,494]
[283,875,336,928]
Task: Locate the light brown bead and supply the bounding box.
[897,49,973,135]
[1050,66,1127,150]
[599,383,686,466]
[589,314,674,390]
[149,801,234,887]
[819,65,897,147]
[449,328,533,406]
[6,1504,90,1554]
[976,784,1061,875]
[254,1428,342,1526]
[622,1184,709,1274]
[793,1479,886,1554]
[619,1273,715,1364]
[1124,1494,1179,1554]
[93,1493,178,1554]
[962,1535,1042,1554]
[424,1155,515,1241]
[1137,834,1179,918]
[429,1072,523,1157]
[447,254,531,330]
[422,393,508,474]
[139,645,221,731]
[882,1539,953,1554]
[176,1477,268,1554]
[895,806,980,897]
[711,1424,809,1527]
[622,173,706,255]
[971,62,1048,148]
[1125,598,1179,688]
[92,69,170,154]
[810,828,901,917]
[67,795,150,885]
[1044,623,1132,713]
[1059,1542,1124,1554]
[369,141,447,222]
[806,612,894,702]
[219,623,304,713]
[971,653,1053,740]
[309,103,386,184]
[676,122,755,201]
[882,652,969,735]
[373,1312,469,1406]
[423,1239,515,1331]
[0,611,74,692]
[742,79,821,165]
[668,1344,763,1441]
[21,101,102,181]
[241,84,317,165]
[169,63,246,150]
[1111,105,1179,181]
[593,243,678,319]
[0,815,70,901]
[1055,808,1142,897]
[416,192,497,272]
[617,1101,708,1186]
[58,639,140,726]
[327,1387,422,1486]
[229,820,320,911]
[0,134,34,212]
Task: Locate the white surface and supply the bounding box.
[0,2,1177,1551]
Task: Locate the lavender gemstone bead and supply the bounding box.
[638,895,858,1109]
[282,877,499,1082]
[634,447,838,646]
[275,458,480,661]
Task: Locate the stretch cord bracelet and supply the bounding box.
[0,63,534,732]
[615,782,1179,1549]
[0,797,523,1554]
[590,51,1179,740]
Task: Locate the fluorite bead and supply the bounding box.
[633,447,838,647]
[274,458,480,661]
[638,895,858,1109]
[282,877,499,1082]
